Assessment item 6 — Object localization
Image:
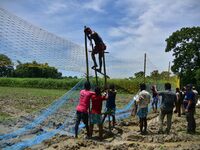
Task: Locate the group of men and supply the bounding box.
[83,26,199,137]
[75,81,116,140]
[132,83,199,135]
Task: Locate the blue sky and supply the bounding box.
[0,0,200,78]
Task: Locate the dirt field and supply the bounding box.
[1,86,200,150]
[27,107,200,150]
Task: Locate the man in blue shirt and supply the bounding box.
[102,84,117,127]
[184,84,196,134]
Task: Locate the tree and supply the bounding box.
[0,54,14,77]
[134,71,144,78]
[150,70,159,79]
[160,71,170,80]
[165,27,200,86]
[195,69,200,90]
[14,61,62,78]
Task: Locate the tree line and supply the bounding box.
[129,70,170,80]
[0,54,62,78]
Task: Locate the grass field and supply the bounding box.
[0,86,68,121]
[0,77,80,90]
[0,86,134,121]
[0,77,179,94]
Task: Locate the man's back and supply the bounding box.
[106,90,116,109]
[76,89,94,113]
[159,90,176,112]
[91,32,104,45]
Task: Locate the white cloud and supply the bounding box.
[45,2,67,15]
[0,0,199,77]
[104,0,200,77]
[82,0,107,13]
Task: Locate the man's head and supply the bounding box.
[176,88,180,92]
[165,83,171,90]
[140,83,146,91]
[84,27,92,35]
[84,81,91,90]
[109,84,115,90]
[182,86,186,92]
[186,84,192,91]
[151,85,156,90]
[95,86,101,96]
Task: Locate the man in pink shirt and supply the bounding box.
[75,81,94,138]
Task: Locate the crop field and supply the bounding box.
[0,86,68,121]
[0,86,133,122]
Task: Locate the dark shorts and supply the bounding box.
[93,43,106,54]
[137,107,148,118]
[152,97,158,105]
[104,108,116,115]
[91,114,102,124]
[76,111,88,125]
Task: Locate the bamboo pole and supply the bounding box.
[91,43,99,86]
[84,26,89,82]
[103,52,107,88]
[168,61,171,81]
[144,53,146,84]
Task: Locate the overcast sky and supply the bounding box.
[0,0,200,77]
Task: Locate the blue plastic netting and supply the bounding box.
[0,79,85,149]
[1,81,165,150]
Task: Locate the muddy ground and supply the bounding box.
[25,107,200,150]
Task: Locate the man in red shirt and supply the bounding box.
[90,86,107,140]
[75,81,94,138]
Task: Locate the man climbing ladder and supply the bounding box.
[84,27,106,73]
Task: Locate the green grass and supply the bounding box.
[0,77,178,94]
[0,76,178,121]
[0,112,11,121]
[116,93,133,108]
[0,86,68,114]
[0,77,80,90]
[0,86,134,121]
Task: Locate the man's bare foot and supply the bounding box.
[92,65,97,69]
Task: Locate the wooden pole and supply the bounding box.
[84,26,89,82]
[168,61,171,81]
[144,53,146,84]
[84,26,92,129]
[91,44,99,86]
[103,52,107,88]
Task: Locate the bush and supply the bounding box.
[0,78,80,90]
[0,76,178,93]
[91,76,178,94]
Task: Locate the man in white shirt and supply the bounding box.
[132,83,151,134]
